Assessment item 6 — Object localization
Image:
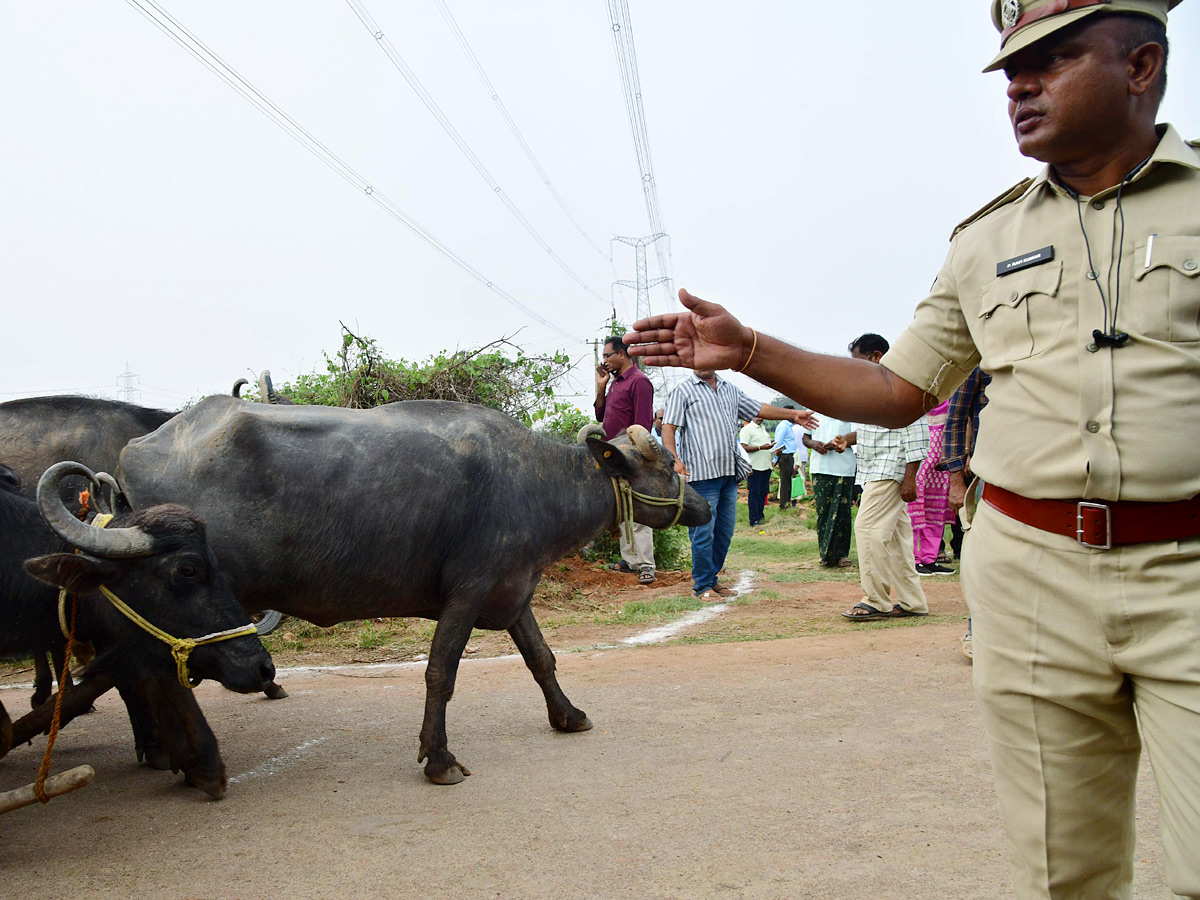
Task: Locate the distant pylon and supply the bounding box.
[116,362,141,403]
[612,233,673,395]
[611,233,672,326]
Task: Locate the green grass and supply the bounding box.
[261,616,439,659]
[593,594,706,626]
[726,534,820,563]
[768,567,861,584]
[669,612,966,645]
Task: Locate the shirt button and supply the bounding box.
[1086,421,1101,434]
[1009,291,1019,302]
[1086,342,1099,353]
[1185,260,1198,272]
[1087,270,1099,280]
[1091,200,1105,210]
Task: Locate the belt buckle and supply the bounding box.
[1077,501,1112,550]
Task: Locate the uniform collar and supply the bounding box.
[1033,124,1198,198]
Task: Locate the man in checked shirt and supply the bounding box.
[832,334,931,621]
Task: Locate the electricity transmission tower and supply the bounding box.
[116,362,141,403]
[611,234,673,394]
[611,233,672,325]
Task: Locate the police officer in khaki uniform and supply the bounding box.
[624,2,1198,897]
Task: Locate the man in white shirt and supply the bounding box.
[804,415,857,567]
[739,415,775,527]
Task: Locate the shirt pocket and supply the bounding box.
[1128,236,1200,342]
[976,260,1063,363]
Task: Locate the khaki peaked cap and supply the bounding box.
[985,0,1182,72]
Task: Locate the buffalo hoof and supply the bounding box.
[184,768,228,800]
[551,708,593,733]
[137,741,173,771]
[263,681,288,700]
[423,751,471,785]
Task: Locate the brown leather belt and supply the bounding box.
[982,484,1200,550]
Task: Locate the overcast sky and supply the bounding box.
[3,2,1198,411]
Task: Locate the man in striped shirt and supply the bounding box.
[662,369,815,599]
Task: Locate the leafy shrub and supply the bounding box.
[581,525,691,572]
[273,324,572,425]
[653,525,691,571]
[535,406,595,443]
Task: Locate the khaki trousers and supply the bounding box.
[620,521,654,572]
[854,479,928,614]
[964,502,1200,900]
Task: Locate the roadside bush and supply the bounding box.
[273,324,572,425]
[536,406,594,443]
[581,525,690,572]
[653,525,691,570]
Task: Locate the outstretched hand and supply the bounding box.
[792,410,819,431]
[624,288,754,371]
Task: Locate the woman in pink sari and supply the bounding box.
[908,400,954,574]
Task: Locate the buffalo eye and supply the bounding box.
[176,560,202,580]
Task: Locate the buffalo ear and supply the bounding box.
[25,554,121,593]
[587,438,636,478]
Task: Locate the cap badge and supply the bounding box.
[1001,0,1022,29]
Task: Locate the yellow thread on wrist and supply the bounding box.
[737,329,758,372]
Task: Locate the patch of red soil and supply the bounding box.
[540,554,690,595]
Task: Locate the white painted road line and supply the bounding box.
[621,570,754,646]
[228,737,330,784]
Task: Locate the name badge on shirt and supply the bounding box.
[996,245,1054,277]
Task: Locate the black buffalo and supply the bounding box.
[119,397,711,783]
[0,392,287,697]
[0,397,174,500]
[0,462,275,797]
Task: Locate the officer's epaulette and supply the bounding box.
[950,177,1036,240]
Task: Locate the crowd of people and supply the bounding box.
[596,330,979,644]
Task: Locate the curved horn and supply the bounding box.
[231,377,249,398]
[577,424,605,445]
[626,425,660,461]
[257,370,278,404]
[92,472,125,516]
[37,462,156,559]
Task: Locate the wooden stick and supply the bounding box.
[0,765,94,815]
[9,670,115,748]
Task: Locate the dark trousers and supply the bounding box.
[950,517,965,558]
[747,468,770,525]
[777,453,795,507]
[812,473,854,565]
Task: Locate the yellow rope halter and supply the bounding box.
[57,513,257,690]
[98,586,258,691]
[610,476,686,543]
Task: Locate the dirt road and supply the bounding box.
[0,624,1170,899]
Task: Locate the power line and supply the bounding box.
[606,0,673,310]
[430,0,611,264]
[344,0,609,309]
[123,0,586,343]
